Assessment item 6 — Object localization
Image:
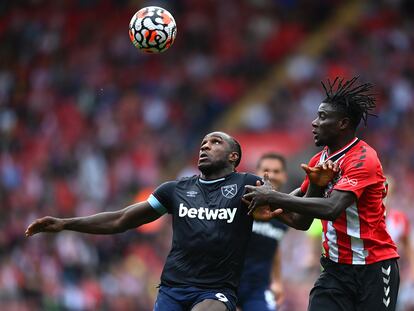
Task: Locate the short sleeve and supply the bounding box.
[300,176,310,194]
[244,173,263,186]
[300,154,321,193]
[148,181,177,215]
[333,153,379,198]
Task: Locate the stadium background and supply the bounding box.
[1,0,414,310]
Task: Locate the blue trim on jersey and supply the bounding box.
[199,177,225,184]
[148,194,168,215]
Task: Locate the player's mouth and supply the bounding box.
[198,153,209,162]
[312,130,318,139]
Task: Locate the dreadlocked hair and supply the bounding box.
[321,76,377,127]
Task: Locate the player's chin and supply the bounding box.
[314,137,324,147]
[198,161,211,172]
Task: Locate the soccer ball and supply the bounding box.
[129,6,177,53]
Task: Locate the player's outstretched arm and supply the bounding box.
[25,201,161,237]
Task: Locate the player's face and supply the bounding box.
[256,158,287,190]
[198,132,233,173]
[312,103,343,147]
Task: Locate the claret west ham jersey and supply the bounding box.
[148,172,261,290]
[301,138,399,265]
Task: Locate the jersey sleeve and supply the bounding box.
[148,181,177,215]
[244,173,263,186]
[333,151,379,198]
[300,154,321,193]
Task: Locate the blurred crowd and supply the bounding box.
[1,0,413,310]
[239,1,414,210]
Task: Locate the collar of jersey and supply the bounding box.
[321,137,359,163]
[198,177,226,184]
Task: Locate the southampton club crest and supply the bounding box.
[221,184,238,199]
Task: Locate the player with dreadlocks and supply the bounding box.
[243,77,400,311]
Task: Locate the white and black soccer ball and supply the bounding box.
[129,6,177,53]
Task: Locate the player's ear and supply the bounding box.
[229,151,239,166]
[338,117,351,130]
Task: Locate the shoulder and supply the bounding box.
[154,176,198,194]
[342,140,380,171]
[175,175,198,186]
[235,172,262,186]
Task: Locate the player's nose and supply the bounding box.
[200,142,210,151]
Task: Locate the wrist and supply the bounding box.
[61,218,71,230]
[266,190,280,205]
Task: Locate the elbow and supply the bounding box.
[325,203,342,221]
[290,217,312,231]
[296,222,311,231]
[112,213,128,234]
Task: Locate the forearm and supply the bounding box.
[275,211,312,230]
[305,183,325,198]
[268,192,338,220]
[273,188,313,230]
[63,211,125,234]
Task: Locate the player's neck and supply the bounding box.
[200,167,235,181]
[327,134,356,155]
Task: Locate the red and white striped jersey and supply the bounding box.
[301,138,399,265]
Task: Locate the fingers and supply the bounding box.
[25,222,38,237]
[247,200,257,216]
[244,185,256,192]
[243,192,255,201]
[25,217,48,237]
[242,198,251,206]
[333,161,339,172]
[270,208,283,218]
[301,164,311,174]
[262,173,272,187]
[326,160,334,170]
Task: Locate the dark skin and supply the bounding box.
[25,131,241,311]
[243,103,357,229]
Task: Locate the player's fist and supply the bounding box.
[25,216,65,237]
[301,160,339,187]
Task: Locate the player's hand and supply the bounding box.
[250,205,283,221]
[25,216,65,237]
[270,280,284,306]
[243,174,282,217]
[301,160,339,187]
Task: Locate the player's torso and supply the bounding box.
[310,139,398,264]
[162,172,259,288]
[170,174,252,252]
